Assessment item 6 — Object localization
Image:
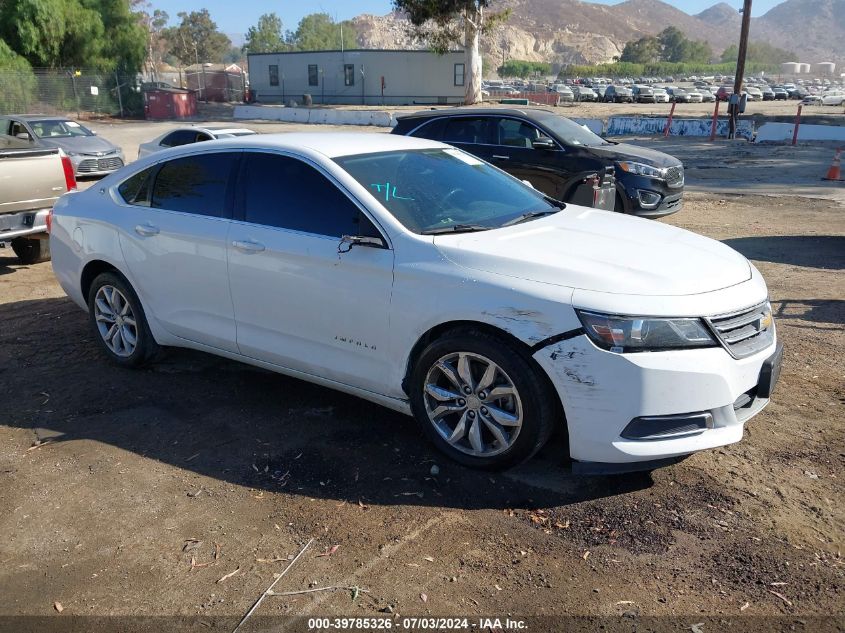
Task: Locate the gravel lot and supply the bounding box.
[1,120,843,631]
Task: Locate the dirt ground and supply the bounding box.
[0,124,843,632]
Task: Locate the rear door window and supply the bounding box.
[160,130,200,147]
[407,118,447,141]
[239,152,362,238]
[151,152,238,218]
[442,117,493,145]
[118,167,154,206]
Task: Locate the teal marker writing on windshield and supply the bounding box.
[370,182,414,202]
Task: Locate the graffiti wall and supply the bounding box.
[606,117,754,141]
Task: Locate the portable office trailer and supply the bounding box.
[247,49,468,106]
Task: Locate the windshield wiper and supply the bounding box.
[421,224,490,235]
[543,195,567,209]
[501,209,559,227]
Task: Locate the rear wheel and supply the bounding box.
[409,329,557,470]
[87,272,159,368]
[11,237,50,264]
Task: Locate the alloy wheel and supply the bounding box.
[93,285,138,357]
[423,352,523,457]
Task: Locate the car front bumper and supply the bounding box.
[533,333,781,466]
[617,174,684,218]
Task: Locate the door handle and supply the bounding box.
[134,223,159,237]
[232,239,265,253]
[492,155,510,160]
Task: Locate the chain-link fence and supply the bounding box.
[0,68,144,118]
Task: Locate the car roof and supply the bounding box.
[186,132,446,158]
[7,114,77,121]
[166,126,256,135]
[395,107,559,122]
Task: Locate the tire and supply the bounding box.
[87,271,159,368]
[614,192,627,213]
[11,237,50,264]
[409,328,558,470]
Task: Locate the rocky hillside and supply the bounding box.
[352,0,842,69]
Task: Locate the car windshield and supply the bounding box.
[334,148,558,234]
[30,119,94,139]
[534,115,608,147]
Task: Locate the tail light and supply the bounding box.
[60,154,77,192]
[46,208,53,233]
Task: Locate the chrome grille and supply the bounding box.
[665,165,684,188]
[77,156,123,173]
[706,301,774,359]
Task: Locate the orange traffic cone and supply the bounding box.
[822,148,843,181]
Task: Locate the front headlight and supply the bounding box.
[616,161,665,179]
[576,310,717,353]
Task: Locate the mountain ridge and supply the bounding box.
[351,0,843,68]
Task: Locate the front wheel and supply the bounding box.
[614,192,627,213]
[87,271,159,367]
[409,329,557,470]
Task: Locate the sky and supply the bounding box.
[149,0,787,37]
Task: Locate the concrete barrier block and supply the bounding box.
[756,122,845,143]
[234,105,282,121]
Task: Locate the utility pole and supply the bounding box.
[730,0,752,138]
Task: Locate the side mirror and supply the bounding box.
[16,133,31,141]
[532,136,556,150]
[521,179,535,189]
[338,234,386,253]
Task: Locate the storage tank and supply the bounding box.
[780,62,800,74]
[816,62,836,75]
[798,63,811,73]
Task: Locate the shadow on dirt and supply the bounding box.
[773,298,845,326]
[1,297,653,512]
[0,252,24,276]
[722,235,845,270]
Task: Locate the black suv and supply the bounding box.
[604,85,634,103]
[391,108,684,218]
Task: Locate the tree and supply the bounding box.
[163,9,231,65]
[138,8,170,77]
[498,59,550,78]
[720,41,794,64]
[658,27,711,63]
[0,0,145,71]
[619,36,660,64]
[392,0,510,105]
[96,0,147,72]
[657,27,685,62]
[287,13,357,51]
[0,39,37,111]
[243,12,285,54]
[0,0,71,67]
[621,29,712,65]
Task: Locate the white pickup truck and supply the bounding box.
[0,134,76,263]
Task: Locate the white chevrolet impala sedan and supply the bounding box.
[50,133,782,472]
